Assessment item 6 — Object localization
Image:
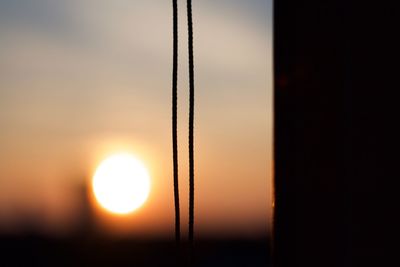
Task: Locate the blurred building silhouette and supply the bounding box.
[73,182,96,238]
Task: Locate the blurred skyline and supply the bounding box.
[0,0,272,239]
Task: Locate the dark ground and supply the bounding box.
[0,234,270,267]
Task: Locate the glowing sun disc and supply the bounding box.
[92,153,151,214]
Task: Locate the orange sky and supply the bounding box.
[0,0,272,239]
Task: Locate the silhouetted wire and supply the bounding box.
[172,0,181,244]
[187,0,195,251]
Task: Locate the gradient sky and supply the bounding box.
[0,0,272,238]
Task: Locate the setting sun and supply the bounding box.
[92,153,151,215]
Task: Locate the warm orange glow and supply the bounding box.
[92,153,151,215]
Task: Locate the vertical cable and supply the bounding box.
[187,0,195,248]
[172,0,180,244]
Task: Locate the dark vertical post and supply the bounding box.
[273,1,348,266]
[273,1,396,266]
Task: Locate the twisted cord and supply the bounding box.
[172,0,180,243]
[187,0,195,246]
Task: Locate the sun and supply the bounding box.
[92,153,151,215]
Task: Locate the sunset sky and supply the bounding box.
[0,0,272,239]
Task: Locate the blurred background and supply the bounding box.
[0,0,271,265]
